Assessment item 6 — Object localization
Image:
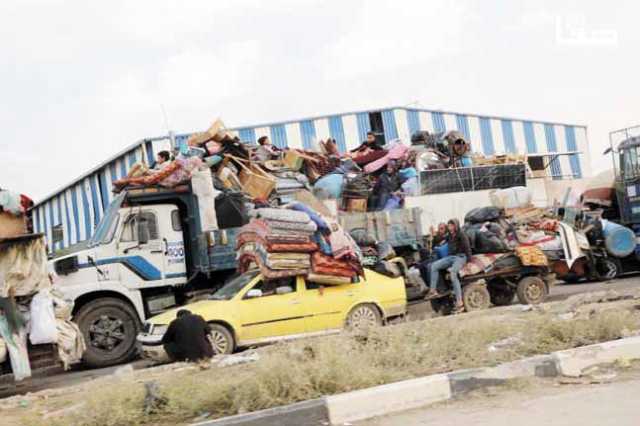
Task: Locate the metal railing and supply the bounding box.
[419,164,527,195]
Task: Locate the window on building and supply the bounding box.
[121,212,159,242]
[52,224,64,244]
[528,156,545,171]
[368,111,386,144]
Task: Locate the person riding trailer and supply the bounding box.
[425,219,472,313]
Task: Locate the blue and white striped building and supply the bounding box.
[33,105,591,252]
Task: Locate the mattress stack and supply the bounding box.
[237,205,363,284]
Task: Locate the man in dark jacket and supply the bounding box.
[162,309,214,362]
[426,219,471,313]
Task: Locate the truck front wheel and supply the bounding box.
[75,297,141,368]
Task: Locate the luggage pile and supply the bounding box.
[236,204,363,285]
[0,234,85,381]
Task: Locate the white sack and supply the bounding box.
[0,338,6,363]
[490,186,533,209]
[191,169,220,232]
[29,289,59,345]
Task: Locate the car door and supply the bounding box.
[235,276,307,344]
[301,278,362,333]
[161,206,187,283]
[117,210,165,286]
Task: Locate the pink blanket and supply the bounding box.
[364,142,409,173]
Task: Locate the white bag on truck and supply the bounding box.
[490,186,532,209]
[29,289,59,345]
[0,338,6,363]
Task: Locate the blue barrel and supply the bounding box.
[602,220,636,258]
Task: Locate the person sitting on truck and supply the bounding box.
[426,219,471,313]
[161,309,214,362]
[255,136,282,161]
[417,223,449,289]
[373,161,402,210]
[151,151,171,170]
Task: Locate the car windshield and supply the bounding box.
[89,192,126,247]
[209,271,259,301]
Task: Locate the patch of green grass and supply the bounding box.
[28,309,639,426]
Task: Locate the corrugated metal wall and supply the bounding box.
[33,106,590,252]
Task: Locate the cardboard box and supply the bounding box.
[0,211,26,239]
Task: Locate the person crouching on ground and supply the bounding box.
[161,309,214,362]
[426,219,471,313]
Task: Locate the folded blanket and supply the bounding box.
[256,208,310,224]
[306,273,352,285]
[266,219,317,234]
[311,252,357,277]
[459,253,509,277]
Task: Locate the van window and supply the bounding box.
[121,212,159,242]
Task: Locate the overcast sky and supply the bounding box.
[2,0,638,201]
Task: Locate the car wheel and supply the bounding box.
[462,282,491,312]
[596,258,622,281]
[208,324,235,355]
[346,304,382,331]
[75,297,141,368]
[516,276,547,305]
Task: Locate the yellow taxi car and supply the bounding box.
[137,268,406,360]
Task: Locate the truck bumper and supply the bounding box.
[136,334,170,363]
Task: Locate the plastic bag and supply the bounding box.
[0,338,6,363]
[29,290,59,345]
[465,206,504,224]
[490,187,532,209]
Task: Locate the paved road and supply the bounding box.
[2,275,639,399]
[359,370,640,426]
[406,273,640,319]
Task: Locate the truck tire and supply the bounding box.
[75,297,141,368]
[516,276,547,305]
[208,323,235,355]
[462,282,491,312]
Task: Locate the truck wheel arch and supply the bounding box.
[71,289,145,322]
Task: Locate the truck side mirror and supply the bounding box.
[137,218,150,245]
[246,289,263,299]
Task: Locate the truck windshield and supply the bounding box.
[88,192,126,247]
[209,271,259,301]
[622,147,640,179]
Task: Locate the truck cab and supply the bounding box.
[50,184,241,367]
[615,136,640,225]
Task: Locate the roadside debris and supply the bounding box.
[143,381,167,415]
[214,351,260,368]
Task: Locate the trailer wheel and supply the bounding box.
[430,297,454,316]
[75,297,141,368]
[489,287,516,306]
[462,282,491,312]
[596,258,622,281]
[516,276,547,305]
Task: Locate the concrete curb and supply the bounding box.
[195,336,640,426]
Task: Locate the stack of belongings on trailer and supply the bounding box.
[411,130,473,169]
[457,187,549,278]
[236,204,363,285]
[0,234,85,381]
